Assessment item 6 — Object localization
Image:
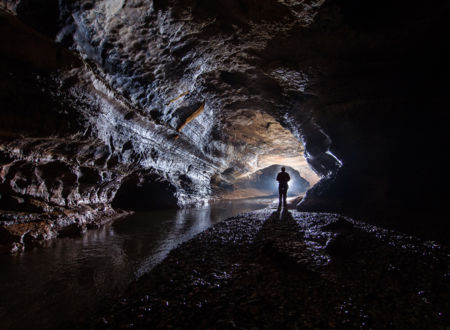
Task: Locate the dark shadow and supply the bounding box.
[253,208,307,275]
[274,205,292,220]
[112,171,178,211]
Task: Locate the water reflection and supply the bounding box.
[0,199,268,330]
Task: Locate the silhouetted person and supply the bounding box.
[276,167,290,207]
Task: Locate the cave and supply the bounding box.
[111,170,178,210]
[0,0,449,329]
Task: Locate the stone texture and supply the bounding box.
[1,0,450,248]
[94,210,450,329]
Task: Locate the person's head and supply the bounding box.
[281,167,285,172]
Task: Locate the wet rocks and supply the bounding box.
[0,7,216,250]
[96,210,450,329]
[2,0,450,249]
[321,216,354,232]
[0,203,128,253]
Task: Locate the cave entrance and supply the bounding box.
[213,110,319,200]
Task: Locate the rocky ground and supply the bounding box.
[0,206,130,254]
[87,208,450,329]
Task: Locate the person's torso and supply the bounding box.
[277,172,290,184]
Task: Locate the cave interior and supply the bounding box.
[1,0,449,243]
[0,0,450,328]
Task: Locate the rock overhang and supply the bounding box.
[1,0,450,248]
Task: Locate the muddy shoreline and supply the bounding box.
[86,208,449,329]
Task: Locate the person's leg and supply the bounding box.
[278,186,282,206]
[282,188,287,205]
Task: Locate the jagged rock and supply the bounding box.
[1,0,450,249]
[321,217,354,232]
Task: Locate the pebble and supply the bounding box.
[96,210,450,329]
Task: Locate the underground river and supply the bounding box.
[0,198,270,330]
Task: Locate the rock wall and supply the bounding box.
[1,0,450,249]
[290,0,450,227]
[0,8,221,251]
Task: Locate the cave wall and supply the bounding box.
[0,8,221,251]
[289,0,450,227]
[1,0,450,248]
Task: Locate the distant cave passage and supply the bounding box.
[112,172,178,211]
[228,164,311,199]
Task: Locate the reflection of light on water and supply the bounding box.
[269,196,302,208]
[0,200,268,330]
[175,210,186,227]
[134,203,256,278]
[192,208,212,234]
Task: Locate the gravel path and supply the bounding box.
[95,209,450,329]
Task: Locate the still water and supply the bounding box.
[0,199,269,330]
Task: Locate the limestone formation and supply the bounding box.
[1,0,449,251]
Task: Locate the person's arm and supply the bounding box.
[276,173,280,182]
[287,173,291,182]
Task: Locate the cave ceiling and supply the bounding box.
[1,0,449,247]
[54,0,327,182]
[1,0,329,224]
[4,0,327,178]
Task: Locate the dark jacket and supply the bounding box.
[276,172,290,186]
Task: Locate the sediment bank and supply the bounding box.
[94,209,450,329]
